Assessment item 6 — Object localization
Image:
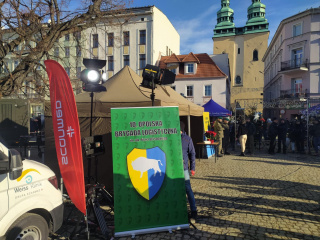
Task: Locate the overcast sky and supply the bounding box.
[130,0,320,54]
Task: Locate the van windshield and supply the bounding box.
[0,151,7,161]
[0,141,9,161]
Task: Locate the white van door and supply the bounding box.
[0,173,9,220]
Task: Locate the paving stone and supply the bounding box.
[50,151,320,240]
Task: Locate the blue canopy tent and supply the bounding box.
[202,99,232,117]
[200,99,231,159]
[301,104,320,116]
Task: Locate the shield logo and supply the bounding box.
[127,147,166,200]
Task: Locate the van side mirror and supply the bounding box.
[9,149,23,180]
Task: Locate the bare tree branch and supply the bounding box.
[0,0,132,97]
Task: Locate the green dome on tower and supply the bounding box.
[213,0,269,38]
[216,0,235,28]
[245,0,269,33]
[213,0,236,37]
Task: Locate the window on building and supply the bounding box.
[139,54,146,69]
[139,30,146,45]
[65,67,70,76]
[123,31,130,46]
[108,56,114,71]
[186,85,193,97]
[54,47,59,57]
[36,61,41,70]
[292,78,302,94]
[253,50,258,61]
[14,60,19,70]
[238,48,240,54]
[235,76,242,85]
[93,34,98,48]
[204,85,212,97]
[76,67,81,78]
[187,63,194,73]
[292,48,303,67]
[65,34,70,41]
[293,23,302,37]
[170,68,176,74]
[108,33,114,47]
[124,55,130,66]
[65,47,70,57]
[73,31,81,40]
[76,46,81,57]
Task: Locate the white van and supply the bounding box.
[0,141,63,240]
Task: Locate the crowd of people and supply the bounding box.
[211,115,318,157]
[179,116,318,222]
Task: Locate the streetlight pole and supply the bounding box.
[235,100,237,151]
[306,97,309,153]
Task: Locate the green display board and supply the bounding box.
[111,107,189,237]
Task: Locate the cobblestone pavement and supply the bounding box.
[50,149,320,240]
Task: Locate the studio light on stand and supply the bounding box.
[80,58,108,183]
[80,58,107,136]
[140,64,176,106]
[79,58,111,239]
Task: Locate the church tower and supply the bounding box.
[214,0,235,36]
[213,0,269,114]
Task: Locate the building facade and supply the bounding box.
[213,0,269,114]
[0,6,179,134]
[159,53,229,108]
[263,7,320,119]
[82,6,179,79]
[1,6,179,97]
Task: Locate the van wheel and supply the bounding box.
[6,213,49,240]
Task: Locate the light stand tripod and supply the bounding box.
[82,137,111,239]
[81,93,113,239]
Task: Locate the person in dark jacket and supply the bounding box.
[229,120,236,151]
[237,119,248,156]
[268,117,278,154]
[180,121,197,220]
[245,117,256,155]
[221,117,231,155]
[254,117,264,149]
[310,119,320,155]
[288,120,296,153]
[293,120,305,154]
[277,119,288,153]
[262,118,268,140]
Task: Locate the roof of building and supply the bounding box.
[159,53,227,79]
[164,53,181,63]
[210,54,230,79]
[181,52,200,64]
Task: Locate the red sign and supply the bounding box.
[45,60,86,215]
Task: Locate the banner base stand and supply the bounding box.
[114,224,189,238]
